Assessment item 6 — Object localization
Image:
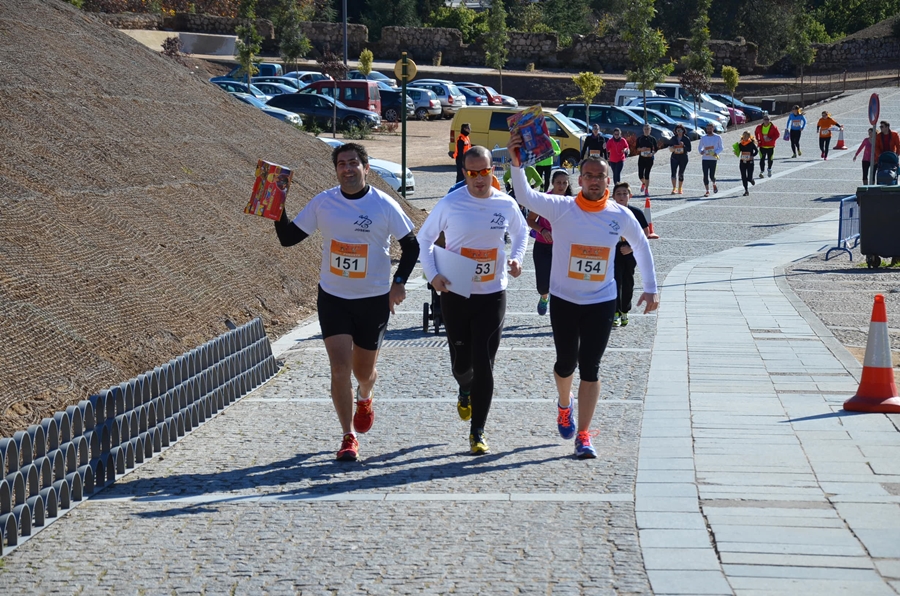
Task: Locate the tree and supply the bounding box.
[721,66,739,128]
[279,7,312,74]
[317,50,349,137]
[235,24,262,88]
[484,0,510,92]
[679,69,710,131]
[361,0,420,42]
[786,12,818,108]
[681,0,714,78]
[426,5,489,43]
[238,0,258,19]
[571,72,604,126]
[358,48,374,78]
[540,0,593,47]
[622,0,674,122]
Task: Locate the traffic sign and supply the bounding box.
[869,93,880,126]
[394,55,417,83]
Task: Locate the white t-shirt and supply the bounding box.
[418,185,528,295]
[510,167,657,305]
[293,185,414,299]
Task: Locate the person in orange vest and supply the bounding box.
[754,114,779,178]
[454,123,472,182]
[816,111,842,161]
[874,120,900,162]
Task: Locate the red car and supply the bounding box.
[455,82,504,106]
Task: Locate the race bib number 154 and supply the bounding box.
[568,244,609,281]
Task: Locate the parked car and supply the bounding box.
[267,93,382,131]
[251,82,299,97]
[348,70,397,88]
[283,70,332,84]
[380,88,415,122]
[631,82,733,118]
[211,79,270,101]
[225,62,283,79]
[229,92,302,126]
[251,76,306,91]
[405,87,442,120]
[627,99,725,134]
[620,106,701,140]
[301,79,382,115]
[614,87,662,106]
[407,80,467,118]
[317,137,415,194]
[556,103,674,144]
[706,93,767,121]
[455,82,517,107]
[449,106,587,169]
[626,97,728,127]
[459,86,489,106]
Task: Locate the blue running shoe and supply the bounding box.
[557,401,576,440]
[537,296,549,316]
[574,431,597,459]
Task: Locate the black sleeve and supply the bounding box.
[394,232,420,283]
[273,208,310,247]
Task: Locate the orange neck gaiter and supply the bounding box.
[575,189,609,212]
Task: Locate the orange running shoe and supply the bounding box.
[336,433,359,461]
[353,389,374,434]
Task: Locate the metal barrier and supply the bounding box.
[0,317,278,555]
[825,195,860,261]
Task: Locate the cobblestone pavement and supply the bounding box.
[1,88,898,594]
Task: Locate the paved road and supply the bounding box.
[1,88,898,595]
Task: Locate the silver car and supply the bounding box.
[405,88,442,120]
[408,80,466,119]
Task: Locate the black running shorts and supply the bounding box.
[317,285,390,351]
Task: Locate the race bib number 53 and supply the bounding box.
[461,247,498,282]
[568,244,609,281]
[329,240,368,278]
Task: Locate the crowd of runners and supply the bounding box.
[269,108,900,463]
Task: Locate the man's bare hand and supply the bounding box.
[636,292,660,314]
[431,274,451,293]
[508,260,522,278]
[389,283,406,314]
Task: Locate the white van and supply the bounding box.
[614,86,661,106]
[623,82,729,116]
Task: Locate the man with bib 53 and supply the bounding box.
[274,142,419,461]
[507,134,659,458]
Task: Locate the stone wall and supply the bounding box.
[99,12,274,39]
[809,37,900,72]
[299,22,368,58]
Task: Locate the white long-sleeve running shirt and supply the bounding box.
[697,133,724,160]
[417,185,528,295]
[510,166,657,305]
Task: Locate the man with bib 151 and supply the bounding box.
[274,142,420,461]
[507,133,659,459]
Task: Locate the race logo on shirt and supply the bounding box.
[609,219,621,233]
[354,214,373,232]
[490,213,506,229]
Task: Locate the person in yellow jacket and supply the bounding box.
[535,136,561,191]
[816,111,842,161]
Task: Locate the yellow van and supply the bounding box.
[449,106,587,168]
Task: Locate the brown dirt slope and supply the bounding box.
[842,14,900,40]
[0,0,426,437]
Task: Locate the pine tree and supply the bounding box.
[622,0,673,122]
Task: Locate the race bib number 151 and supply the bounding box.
[568,244,609,281]
[329,240,368,278]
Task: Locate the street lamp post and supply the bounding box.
[343,0,348,66]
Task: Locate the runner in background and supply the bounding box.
[417,145,528,455]
[735,131,758,196]
[697,123,723,197]
[274,142,419,461]
[535,136,561,191]
[786,105,807,158]
[526,170,571,316]
[606,128,630,185]
[853,128,873,185]
[635,124,658,198]
[754,114,779,178]
[581,123,607,162]
[873,121,900,162]
[612,182,654,328]
[668,125,691,195]
[816,111,842,161]
[507,135,660,459]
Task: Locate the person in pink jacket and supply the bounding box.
[853,127,874,185]
[606,128,630,184]
[754,115,779,178]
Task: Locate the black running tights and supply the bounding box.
[440,290,506,431]
[549,295,616,383]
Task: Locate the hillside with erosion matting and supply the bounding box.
[0,0,426,437]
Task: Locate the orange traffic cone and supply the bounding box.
[843,294,900,413]
[643,197,659,239]
[834,127,848,150]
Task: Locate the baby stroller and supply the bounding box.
[423,231,446,335]
[875,151,899,186]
